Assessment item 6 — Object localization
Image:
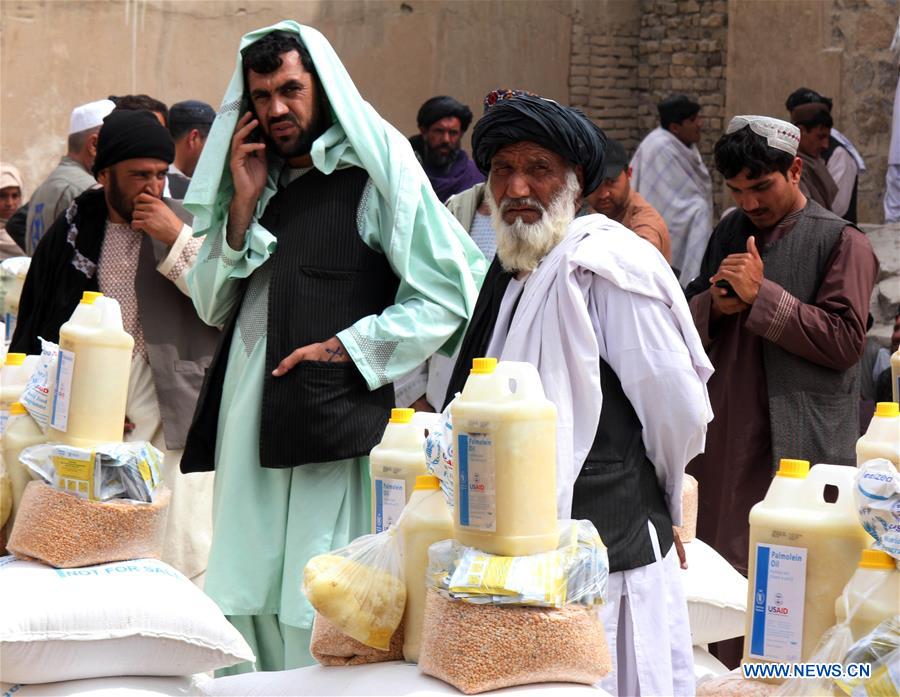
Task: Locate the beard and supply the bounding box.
[105,169,136,222]
[487,169,580,273]
[423,141,459,169]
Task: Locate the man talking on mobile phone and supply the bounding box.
[179,22,485,672]
[684,116,878,668]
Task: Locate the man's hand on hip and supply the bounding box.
[272,336,351,377]
[132,193,183,246]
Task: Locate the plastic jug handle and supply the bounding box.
[97,296,125,329]
[493,361,546,401]
[802,464,857,514]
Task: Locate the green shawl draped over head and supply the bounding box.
[185,21,485,350]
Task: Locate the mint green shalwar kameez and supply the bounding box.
[185,22,485,674]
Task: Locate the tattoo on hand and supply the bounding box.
[325,346,346,362]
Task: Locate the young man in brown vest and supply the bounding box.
[685,115,878,667]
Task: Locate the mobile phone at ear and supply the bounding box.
[242,99,262,142]
[245,114,262,143]
[715,279,737,297]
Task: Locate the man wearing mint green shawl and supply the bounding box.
[181,22,485,672]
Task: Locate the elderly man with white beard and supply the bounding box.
[443,93,714,697]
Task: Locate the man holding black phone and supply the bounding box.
[684,115,878,667]
[178,22,484,672]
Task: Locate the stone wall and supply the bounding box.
[827,0,897,226]
[862,223,900,347]
[726,0,897,225]
[571,0,896,224]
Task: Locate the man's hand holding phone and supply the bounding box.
[226,111,267,251]
[708,236,764,318]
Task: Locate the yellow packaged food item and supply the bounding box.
[303,529,405,651]
[429,519,608,608]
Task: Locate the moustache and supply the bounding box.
[268,114,301,128]
[500,197,546,215]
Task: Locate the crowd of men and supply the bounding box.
[1,19,896,697]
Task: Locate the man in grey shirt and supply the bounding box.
[25,99,114,254]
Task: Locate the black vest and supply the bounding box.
[182,167,398,472]
[714,201,859,470]
[571,358,674,573]
[445,257,673,573]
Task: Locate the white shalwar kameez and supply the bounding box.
[483,214,713,697]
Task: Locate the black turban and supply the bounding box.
[471,94,607,196]
[93,109,175,176]
[416,96,473,132]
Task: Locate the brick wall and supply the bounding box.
[638,0,729,211]
[569,5,642,153]
[569,0,728,213]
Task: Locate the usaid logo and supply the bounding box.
[768,593,789,615]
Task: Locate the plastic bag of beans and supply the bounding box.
[310,612,404,666]
[418,588,611,694]
[7,480,170,568]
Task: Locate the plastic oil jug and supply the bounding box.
[46,292,134,447]
[891,347,900,403]
[451,358,558,556]
[834,549,899,643]
[857,402,900,467]
[1,257,29,343]
[398,474,453,663]
[0,353,39,436]
[370,408,428,533]
[743,460,871,679]
[2,403,46,528]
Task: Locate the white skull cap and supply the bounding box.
[726,115,800,156]
[68,99,116,135]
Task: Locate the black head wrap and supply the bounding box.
[416,96,473,132]
[471,94,607,196]
[93,109,175,176]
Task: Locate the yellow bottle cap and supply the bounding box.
[81,291,104,305]
[414,475,441,491]
[874,402,899,418]
[389,408,414,424]
[9,402,27,415]
[4,352,25,366]
[471,357,498,374]
[859,549,896,570]
[776,459,810,478]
